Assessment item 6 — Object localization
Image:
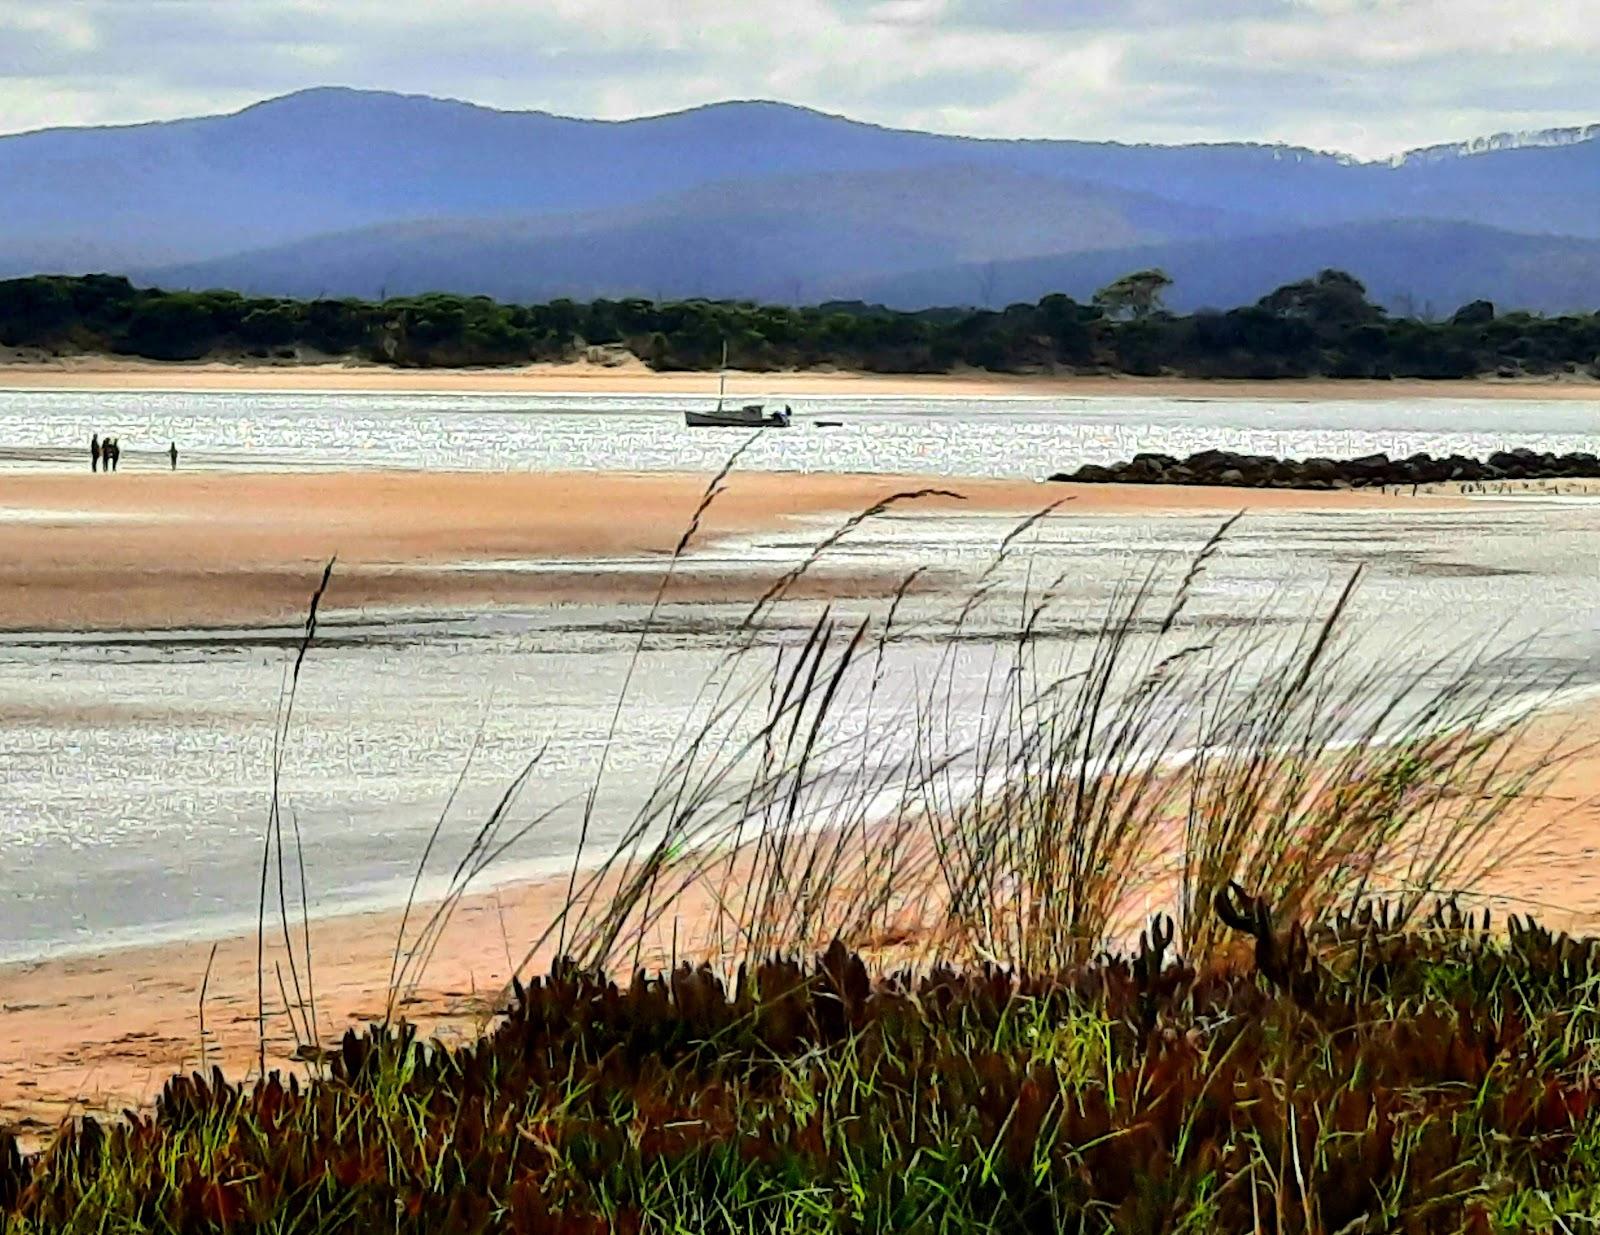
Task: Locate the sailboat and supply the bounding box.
[684,344,792,428]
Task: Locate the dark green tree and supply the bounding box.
[123,294,218,360]
[1258,269,1381,330]
[1092,269,1173,321]
[1450,299,1496,327]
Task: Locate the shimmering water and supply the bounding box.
[0,388,1597,476]
[2,491,1599,963]
[2,388,1598,960]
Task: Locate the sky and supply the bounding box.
[2,0,1597,157]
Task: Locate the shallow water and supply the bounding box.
[1,387,1598,476]
[3,387,1600,960]
[2,491,1599,963]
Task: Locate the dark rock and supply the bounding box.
[1056,464,1115,483]
[1341,453,1392,486]
[1050,447,1600,491]
[1185,449,1241,476]
[1122,453,1176,482]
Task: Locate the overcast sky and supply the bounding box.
[2,0,1596,157]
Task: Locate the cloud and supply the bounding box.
[0,0,1594,155]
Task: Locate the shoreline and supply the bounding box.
[0,469,1462,633]
[1,692,1595,1137]
[0,463,1578,1136]
[4,356,1600,401]
[20,677,1600,972]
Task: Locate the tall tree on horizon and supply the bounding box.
[1092,269,1173,321]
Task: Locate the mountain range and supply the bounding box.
[6,87,1600,314]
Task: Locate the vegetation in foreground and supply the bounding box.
[2,490,1592,1231]
[4,268,1600,378]
[8,909,1600,1232]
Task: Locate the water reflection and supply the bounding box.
[0,388,1596,477]
[0,496,1597,962]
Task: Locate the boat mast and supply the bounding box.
[717,340,727,412]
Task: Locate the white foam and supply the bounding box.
[0,507,168,524]
[1467,494,1600,506]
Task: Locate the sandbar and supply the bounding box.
[0,469,1458,632]
[3,355,1600,401]
[0,463,1534,1140]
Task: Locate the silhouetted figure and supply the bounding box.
[91,434,101,473]
[107,439,119,472]
[169,441,178,471]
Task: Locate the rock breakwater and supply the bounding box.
[1050,448,1600,490]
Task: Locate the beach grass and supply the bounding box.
[0,465,1592,1231]
[8,917,1600,1231]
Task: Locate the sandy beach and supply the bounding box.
[4,355,1600,401]
[0,703,1592,1138]
[0,469,1456,632]
[0,462,1575,1141]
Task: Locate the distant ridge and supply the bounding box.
[4,87,1600,312]
[7,86,1329,156]
[844,220,1600,317]
[1398,124,1600,165]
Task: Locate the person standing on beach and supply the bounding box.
[169,441,178,471]
[90,434,101,473]
[108,438,119,472]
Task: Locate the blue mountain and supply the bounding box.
[4,87,1599,312]
[845,221,1600,317]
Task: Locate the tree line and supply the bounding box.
[2,270,1599,380]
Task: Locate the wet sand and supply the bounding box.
[0,464,1560,1139]
[0,470,1456,632]
[0,706,1593,1138]
[4,355,1600,401]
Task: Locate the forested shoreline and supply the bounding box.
[3,269,1600,379]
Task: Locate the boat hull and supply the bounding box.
[684,410,792,428]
